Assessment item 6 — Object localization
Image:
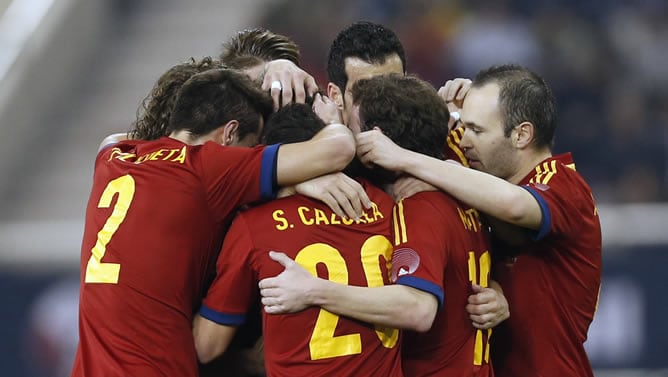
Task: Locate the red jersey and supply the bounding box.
[492,153,601,377]
[444,127,469,166]
[71,137,279,377]
[391,192,493,377]
[201,180,404,377]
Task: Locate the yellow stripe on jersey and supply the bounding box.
[392,200,408,245]
[531,160,559,185]
[447,128,469,167]
[566,163,576,171]
[393,205,400,246]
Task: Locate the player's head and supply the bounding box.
[460,64,557,179]
[130,57,223,140]
[261,100,323,145]
[221,28,301,81]
[327,21,406,130]
[168,68,273,147]
[352,74,449,160]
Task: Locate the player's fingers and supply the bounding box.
[441,80,455,102]
[337,176,367,216]
[467,290,493,305]
[327,186,358,220]
[447,80,462,102]
[258,277,278,290]
[320,192,347,219]
[268,251,294,267]
[292,75,306,104]
[456,79,472,101]
[344,176,372,209]
[270,83,282,112]
[263,303,283,315]
[305,75,319,98]
[281,86,294,108]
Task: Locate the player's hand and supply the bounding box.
[438,78,471,130]
[356,128,407,171]
[262,59,319,111]
[295,172,371,220]
[391,176,438,201]
[466,281,510,329]
[259,251,315,314]
[312,93,342,125]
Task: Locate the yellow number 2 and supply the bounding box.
[84,175,136,284]
[295,235,399,360]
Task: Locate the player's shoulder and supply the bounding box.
[529,153,586,185]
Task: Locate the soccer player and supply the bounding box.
[355,65,602,377]
[326,21,405,132]
[259,74,494,377]
[71,68,358,377]
[326,21,506,327]
[192,101,404,377]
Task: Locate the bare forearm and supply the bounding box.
[309,279,437,332]
[192,315,237,364]
[399,150,541,229]
[276,124,354,186]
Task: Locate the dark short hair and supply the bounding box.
[168,68,273,139]
[473,64,557,149]
[221,28,300,71]
[352,74,449,160]
[327,21,406,92]
[262,101,323,145]
[131,57,224,140]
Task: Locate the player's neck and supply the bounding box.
[169,130,210,145]
[508,147,552,184]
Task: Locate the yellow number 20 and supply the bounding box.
[295,235,399,360]
[84,175,135,284]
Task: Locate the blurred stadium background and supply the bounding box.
[0,0,666,376]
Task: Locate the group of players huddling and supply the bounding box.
[71,22,601,377]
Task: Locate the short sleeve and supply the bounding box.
[390,198,447,307]
[200,143,279,222]
[200,215,257,326]
[522,163,593,241]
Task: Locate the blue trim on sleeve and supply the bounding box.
[396,276,444,309]
[522,186,552,241]
[260,143,281,199]
[199,304,246,326]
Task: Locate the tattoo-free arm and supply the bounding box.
[192,314,237,364]
[275,124,355,186]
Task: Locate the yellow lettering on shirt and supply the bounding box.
[273,210,289,230]
[458,207,482,232]
[273,202,386,231]
[109,147,187,165]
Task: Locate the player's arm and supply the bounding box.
[259,251,438,332]
[193,215,254,363]
[275,123,355,186]
[356,129,542,230]
[192,314,237,363]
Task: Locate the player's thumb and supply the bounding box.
[471,284,485,293]
[268,251,294,267]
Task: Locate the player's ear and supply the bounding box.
[513,121,534,149]
[328,83,344,111]
[220,120,240,146]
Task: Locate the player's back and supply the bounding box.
[244,179,403,377]
[396,191,493,377]
[73,138,273,377]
